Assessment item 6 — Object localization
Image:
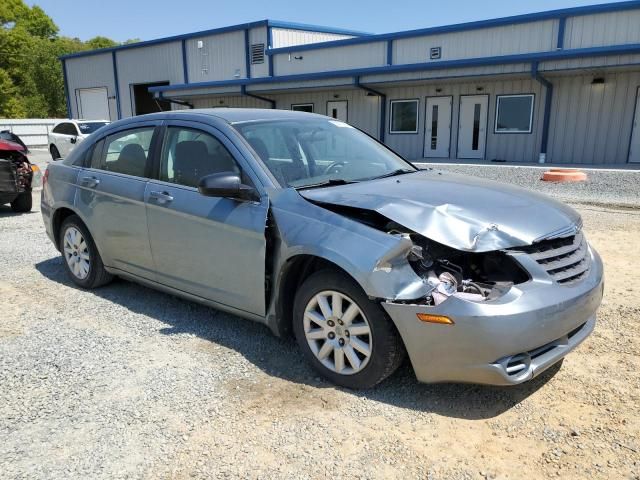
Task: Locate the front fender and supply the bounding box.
[269,189,429,301]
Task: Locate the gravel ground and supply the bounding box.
[415,162,640,208]
[0,152,639,479]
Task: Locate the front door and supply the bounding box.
[423,96,452,158]
[75,124,159,280]
[327,100,348,122]
[457,95,488,159]
[629,87,640,163]
[145,121,268,316]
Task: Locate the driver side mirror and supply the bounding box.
[70,137,77,144]
[198,172,258,201]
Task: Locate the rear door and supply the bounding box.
[145,120,268,316]
[52,123,78,157]
[75,122,160,280]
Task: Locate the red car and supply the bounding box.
[0,139,33,212]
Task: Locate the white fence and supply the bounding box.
[0,119,66,148]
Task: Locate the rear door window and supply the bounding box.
[94,128,155,178]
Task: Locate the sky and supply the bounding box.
[27,0,629,42]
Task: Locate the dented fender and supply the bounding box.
[268,189,429,302]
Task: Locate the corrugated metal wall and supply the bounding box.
[271,28,355,48]
[115,42,184,118]
[393,20,558,65]
[65,53,117,120]
[269,89,380,138]
[191,96,267,109]
[380,78,545,162]
[564,10,640,49]
[547,71,640,165]
[185,30,247,83]
[273,42,387,75]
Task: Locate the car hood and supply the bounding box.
[298,170,582,252]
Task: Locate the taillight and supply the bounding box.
[43,167,49,187]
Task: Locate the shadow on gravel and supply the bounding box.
[0,204,38,217]
[36,256,558,420]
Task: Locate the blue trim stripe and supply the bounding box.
[181,39,189,83]
[387,40,393,65]
[244,29,252,79]
[557,17,567,49]
[112,51,121,120]
[267,26,274,77]
[266,0,640,55]
[62,59,71,118]
[149,42,640,94]
[266,20,370,37]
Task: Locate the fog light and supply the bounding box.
[416,313,454,325]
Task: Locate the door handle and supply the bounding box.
[80,176,100,188]
[149,191,174,204]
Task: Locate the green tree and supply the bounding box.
[0,0,123,118]
[86,36,118,50]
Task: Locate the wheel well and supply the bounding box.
[52,207,77,250]
[275,255,356,338]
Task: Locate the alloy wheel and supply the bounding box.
[63,226,90,280]
[303,290,372,375]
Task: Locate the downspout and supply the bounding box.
[532,61,553,163]
[354,76,386,142]
[241,85,276,108]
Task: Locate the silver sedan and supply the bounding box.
[41,109,603,389]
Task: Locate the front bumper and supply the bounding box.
[382,246,604,385]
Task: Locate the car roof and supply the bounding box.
[141,108,327,124]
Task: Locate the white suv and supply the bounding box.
[48,120,109,160]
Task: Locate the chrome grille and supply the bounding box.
[513,232,591,285]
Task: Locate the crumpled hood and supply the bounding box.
[299,170,581,252]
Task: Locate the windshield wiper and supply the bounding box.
[295,178,355,190]
[367,168,416,180]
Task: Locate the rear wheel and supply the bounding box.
[293,270,405,389]
[50,144,60,160]
[10,191,32,212]
[59,215,113,288]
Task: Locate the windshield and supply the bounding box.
[78,122,109,134]
[233,119,415,188]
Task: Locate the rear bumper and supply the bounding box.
[382,246,604,385]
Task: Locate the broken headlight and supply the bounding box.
[404,235,530,305]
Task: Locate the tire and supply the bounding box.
[293,270,405,389]
[10,191,32,212]
[50,144,60,160]
[59,215,113,289]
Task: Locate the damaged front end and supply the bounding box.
[317,203,529,306]
[0,140,33,199]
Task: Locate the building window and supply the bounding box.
[495,94,534,133]
[389,99,419,133]
[291,103,313,113]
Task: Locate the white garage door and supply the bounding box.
[76,87,110,120]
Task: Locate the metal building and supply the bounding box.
[61,2,640,165]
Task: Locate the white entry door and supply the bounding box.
[457,95,488,159]
[629,87,640,163]
[327,100,348,122]
[424,96,452,158]
[76,87,110,120]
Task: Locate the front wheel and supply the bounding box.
[293,270,405,389]
[59,215,113,288]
